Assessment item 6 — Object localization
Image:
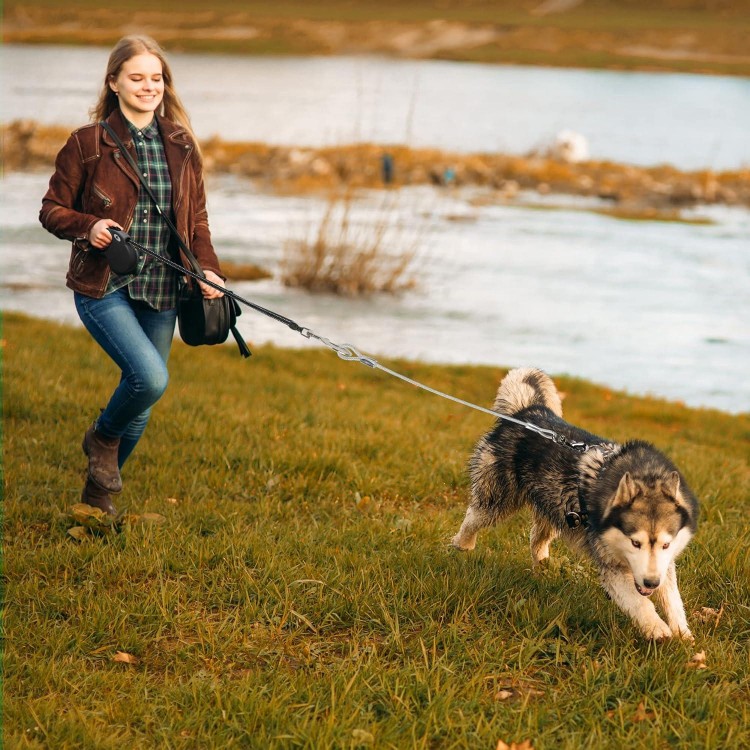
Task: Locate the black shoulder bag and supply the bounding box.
[100,121,250,358]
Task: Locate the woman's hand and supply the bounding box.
[199,269,225,298]
[88,218,123,249]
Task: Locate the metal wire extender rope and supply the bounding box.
[113,229,593,454]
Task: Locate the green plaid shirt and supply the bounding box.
[107,118,178,310]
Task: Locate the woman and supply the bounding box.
[40,35,225,517]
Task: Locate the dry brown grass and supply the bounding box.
[220,260,273,282]
[281,190,423,296]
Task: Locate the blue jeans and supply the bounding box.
[75,288,176,468]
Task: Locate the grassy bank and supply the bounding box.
[5,0,750,76]
[3,312,750,748]
[5,121,750,219]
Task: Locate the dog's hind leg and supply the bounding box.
[455,435,522,551]
[451,505,489,551]
[530,512,558,567]
[654,563,693,641]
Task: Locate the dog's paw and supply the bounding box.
[450,533,476,551]
[644,619,673,642]
[673,627,695,642]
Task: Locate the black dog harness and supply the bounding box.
[565,443,618,528]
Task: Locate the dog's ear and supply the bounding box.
[664,470,680,498]
[664,470,689,508]
[606,471,637,515]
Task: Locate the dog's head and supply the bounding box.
[599,470,696,596]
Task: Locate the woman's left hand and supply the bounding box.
[199,270,225,299]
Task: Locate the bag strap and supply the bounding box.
[101,120,251,358]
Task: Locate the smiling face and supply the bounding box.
[109,52,164,128]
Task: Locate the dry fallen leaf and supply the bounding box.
[67,526,89,541]
[687,651,708,670]
[351,728,374,745]
[113,651,138,665]
[693,606,724,626]
[354,492,372,511]
[496,740,534,750]
[632,701,656,722]
[70,503,112,527]
[494,685,545,702]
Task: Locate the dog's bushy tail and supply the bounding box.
[493,368,563,417]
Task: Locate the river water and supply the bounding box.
[3,44,750,169]
[2,46,749,413]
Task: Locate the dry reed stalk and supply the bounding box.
[281,190,426,296]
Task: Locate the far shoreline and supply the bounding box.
[5,1,750,79]
[5,121,749,222]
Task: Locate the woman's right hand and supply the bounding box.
[88,218,123,249]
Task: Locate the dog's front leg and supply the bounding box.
[600,569,672,640]
[654,563,693,640]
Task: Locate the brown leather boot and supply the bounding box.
[81,477,119,517]
[82,422,122,494]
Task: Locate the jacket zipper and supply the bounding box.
[92,184,113,208]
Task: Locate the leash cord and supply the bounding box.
[114,231,591,454]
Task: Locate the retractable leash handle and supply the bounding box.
[104,227,140,275]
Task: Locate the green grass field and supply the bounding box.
[3,312,749,748]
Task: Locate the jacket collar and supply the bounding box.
[100,108,134,147]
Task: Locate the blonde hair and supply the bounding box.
[91,35,200,153]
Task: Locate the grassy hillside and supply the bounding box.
[5,0,750,75]
[3,312,749,748]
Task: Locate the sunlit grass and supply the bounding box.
[3,312,749,749]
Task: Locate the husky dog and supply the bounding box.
[452,368,699,641]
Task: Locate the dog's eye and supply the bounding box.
[631,539,641,548]
[662,542,670,550]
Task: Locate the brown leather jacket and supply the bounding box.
[39,108,223,298]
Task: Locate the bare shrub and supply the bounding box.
[281,190,427,296]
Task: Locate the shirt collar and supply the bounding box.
[126,117,160,141]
